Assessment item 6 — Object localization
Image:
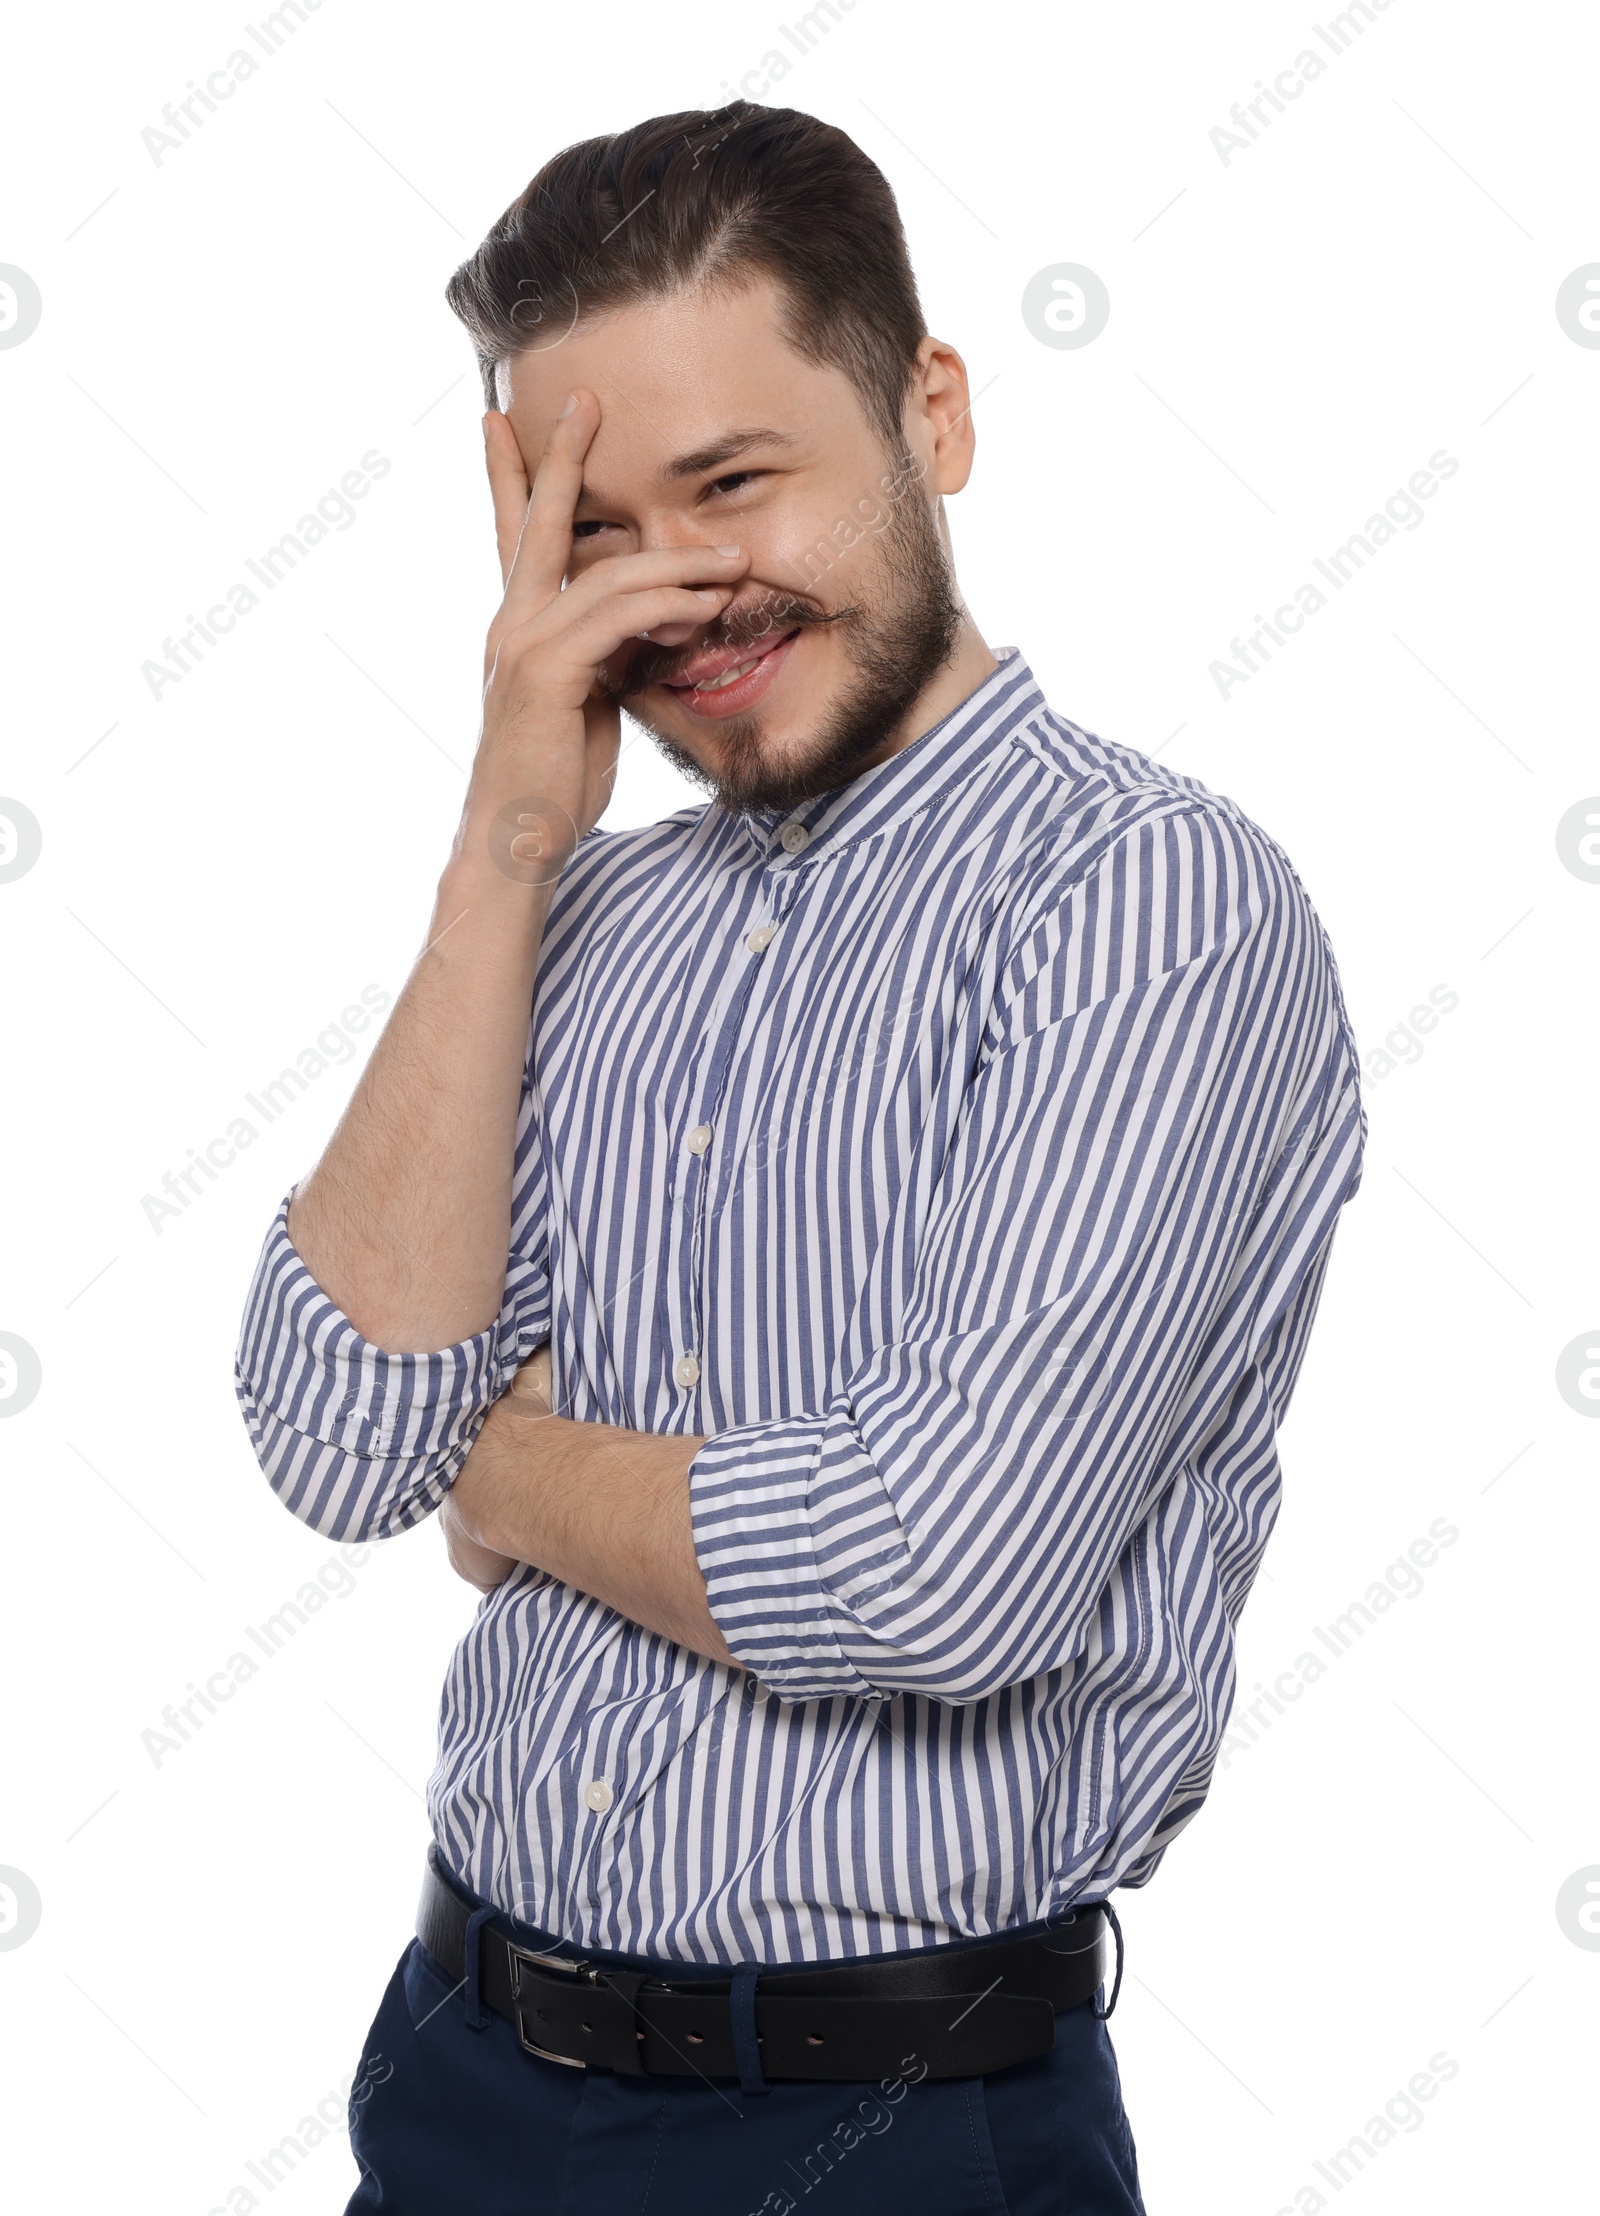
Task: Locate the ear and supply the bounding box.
[903,336,978,497]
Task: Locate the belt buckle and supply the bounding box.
[507,1941,591,2068]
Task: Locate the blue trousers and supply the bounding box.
[345,1926,1147,2214]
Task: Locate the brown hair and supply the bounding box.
[445,104,927,455]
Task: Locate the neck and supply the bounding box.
[855,617,1000,774]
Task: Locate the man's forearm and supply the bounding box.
[283,395,742,1358]
[449,1387,737,1668]
[289,859,554,1351]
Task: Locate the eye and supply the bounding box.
[570,519,612,540]
[704,470,762,500]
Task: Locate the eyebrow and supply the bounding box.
[659,428,802,484]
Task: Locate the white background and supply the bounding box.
[1,1,1595,2210]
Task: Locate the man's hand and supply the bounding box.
[470,396,750,875]
[445,1346,738,1669]
[438,1502,517,1595]
[284,389,749,1357]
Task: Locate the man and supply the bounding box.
[236,101,1364,2214]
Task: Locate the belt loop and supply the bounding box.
[602,1970,649,2075]
[730,1965,768,2096]
[1092,1902,1125,2021]
[462,1907,496,2032]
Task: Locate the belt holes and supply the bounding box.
[807,2034,824,2046]
[688,2032,704,2044]
[581,2021,593,2032]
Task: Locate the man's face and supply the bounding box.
[501,279,966,815]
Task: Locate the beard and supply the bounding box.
[600,484,967,818]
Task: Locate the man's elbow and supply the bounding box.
[237,1380,453,1546]
[837,1587,1099,1707]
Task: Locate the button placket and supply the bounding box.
[672,876,800,1408]
[664,881,781,1413]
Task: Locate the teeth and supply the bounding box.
[694,658,759,692]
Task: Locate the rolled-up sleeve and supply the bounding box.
[691,807,1364,1706]
[234,1052,553,1541]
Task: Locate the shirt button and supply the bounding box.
[686,1123,712,1155]
[674,1354,701,1388]
[583,1779,614,1814]
[779,822,810,854]
[746,924,775,952]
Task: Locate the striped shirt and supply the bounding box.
[236,648,1364,1964]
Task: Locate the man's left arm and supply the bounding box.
[446,812,1363,1694]
[681,813,1364,1708]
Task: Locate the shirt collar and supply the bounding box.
[730,647,1045,864]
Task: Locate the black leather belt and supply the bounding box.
[417,1848,1115,2083]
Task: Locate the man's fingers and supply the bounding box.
[495,584,738,688]
[501,388,601,621]
[568,584,738,655]
[487,545,744,685]
[509,1341,554,1415]
[555,542,748,615]
[493,546,745,671]
[440,1494,516,1593]
[483,411,533,590]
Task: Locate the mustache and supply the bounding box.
[619,586,858,697]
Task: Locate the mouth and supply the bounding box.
[659,626,803,721]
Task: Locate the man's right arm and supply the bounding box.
[234,391,747,1550]
[284,391,746,1357]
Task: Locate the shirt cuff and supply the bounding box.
[689,1414,883,1704]
[235,1195,527,1463]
